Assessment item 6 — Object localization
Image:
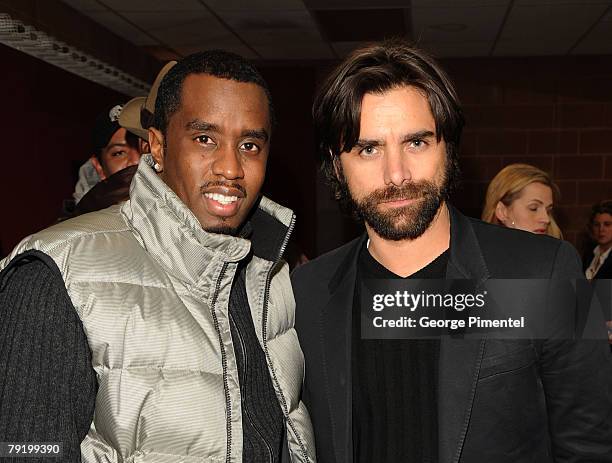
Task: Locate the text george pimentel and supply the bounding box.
[370,290,525,330]
[372,316,525,330]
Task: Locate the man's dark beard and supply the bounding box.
[338,163,452,241]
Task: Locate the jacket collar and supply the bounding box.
[120,154,294,284]
[445,203,490,282]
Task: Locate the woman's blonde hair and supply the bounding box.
[482,163,563,239]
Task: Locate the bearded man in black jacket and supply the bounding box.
[292,39,612,463]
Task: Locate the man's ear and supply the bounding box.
[90,155,107,181]
[494,201,509,225]
[149,127,165,170]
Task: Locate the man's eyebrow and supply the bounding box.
[184,120,269,142]
[242,129,269,142]
[185,119,219,132]
[355,139,383,148]
[105,143,128,150]
[401,130,436,142]
[354,130,437,149]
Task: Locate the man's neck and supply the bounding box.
[366,203,451,278]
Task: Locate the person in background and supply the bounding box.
[67,62,176,217]
[584,200,612,345]
[89,103,141,181]
[481,163,563,238]
[61,103,140,217]
[118,60,177,155]
[585,200,612,280]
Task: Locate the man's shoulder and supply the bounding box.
[467,217,572,277]
[1,205,132,272]
[36,204,128,242]
[292,235,362,287]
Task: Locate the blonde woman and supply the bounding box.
[482,163,563,239]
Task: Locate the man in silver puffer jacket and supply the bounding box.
[0,50,315,463]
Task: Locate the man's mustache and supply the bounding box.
[200,181,247,196]
[366,181,435,203]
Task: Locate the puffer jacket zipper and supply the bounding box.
[261,216,310,462]
[210,262,232,463]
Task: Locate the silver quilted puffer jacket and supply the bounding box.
[1,155,315,462]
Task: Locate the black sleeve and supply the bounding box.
[0,251,97,462]
[542,241,612,462]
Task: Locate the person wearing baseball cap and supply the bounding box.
[61,103,141,218]
[119,60,176,154]
[68,62,177,217]
[90,103,141,181]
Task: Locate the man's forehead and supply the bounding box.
[359,87,437,131]
[174,74,270,127]
[180,74,267,104]
[104,128,128,148]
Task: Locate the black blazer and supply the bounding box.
[293,205,612,463]
[583,248,612,279]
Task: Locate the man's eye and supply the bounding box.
[111,151,126,157]
[409,139,428,150]
[359,145,377,156]
[195,135,213,144]
[241,142,259,153]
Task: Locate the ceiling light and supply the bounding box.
[0,13,150,96]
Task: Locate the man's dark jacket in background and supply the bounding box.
[293,205,612,463]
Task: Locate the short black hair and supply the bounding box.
[313,39,464,198]
[153,49,275,134]
[590,200,612,223]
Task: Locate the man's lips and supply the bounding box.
[201,185,245,198]
[378,196,421,207]
[201,186,245,217]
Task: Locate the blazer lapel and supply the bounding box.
[321,235,366,463]
[438,205,489,463]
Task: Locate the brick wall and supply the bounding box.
[446,55,612,253]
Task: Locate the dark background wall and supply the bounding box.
[0,43,127,257]
[2,42,611,259]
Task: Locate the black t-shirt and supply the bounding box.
[352,242,448,463]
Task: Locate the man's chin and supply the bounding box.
[363,198,444,241]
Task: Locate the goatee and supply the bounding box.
[338,164,451,241]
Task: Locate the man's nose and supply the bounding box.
[127,148,141,167]
[212,148,245,180]
[383,148,410,187]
